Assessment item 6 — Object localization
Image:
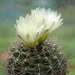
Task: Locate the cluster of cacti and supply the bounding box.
[4,7,68,75]
[6,39,67,75]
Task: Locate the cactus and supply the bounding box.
[5,38,67,75]
[4,7,68,75]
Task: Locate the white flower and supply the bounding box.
[15,7,63,47]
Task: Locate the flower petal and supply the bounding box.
[15,7,63,47]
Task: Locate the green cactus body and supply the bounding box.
[6,39,67,75]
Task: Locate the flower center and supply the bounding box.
[27,30,34,33]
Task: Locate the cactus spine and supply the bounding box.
[6,39,67,75]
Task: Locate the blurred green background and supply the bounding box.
[0,0,75,75]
